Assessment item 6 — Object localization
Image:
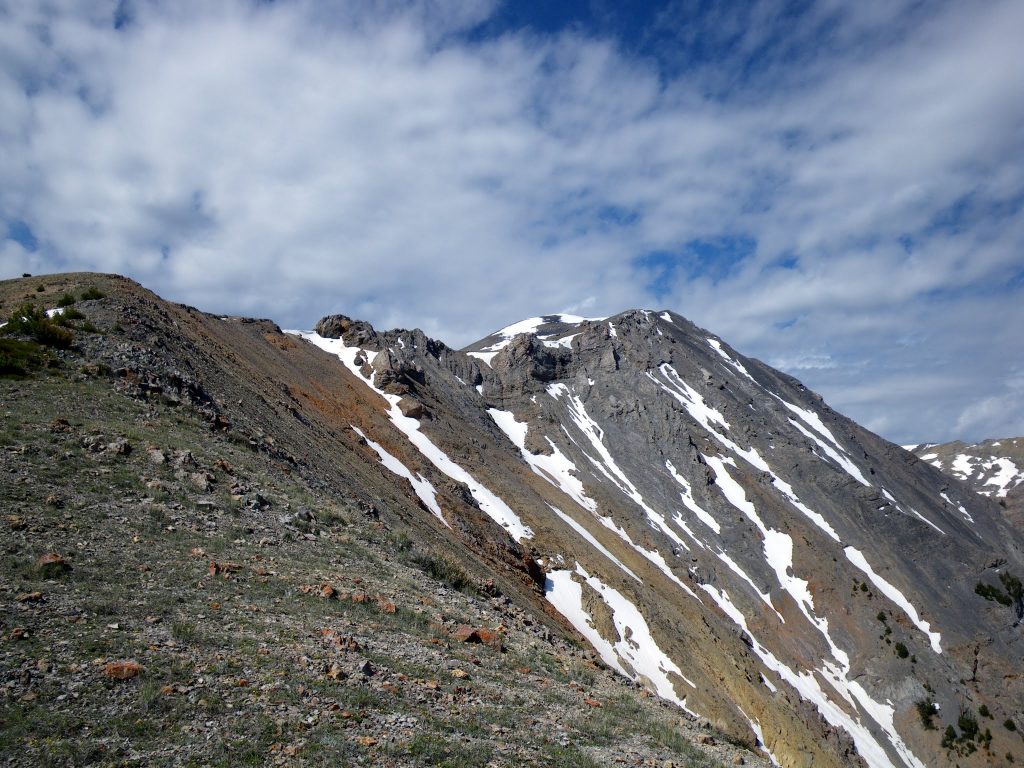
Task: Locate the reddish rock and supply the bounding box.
[208,561,241,577]
[451,625,503,648]
[584,698,602,708]
[320,584,338,600]
[350,590,369,604]
[9,627,28,640]
[103,660,144,680]
[379,601,397,614]
[15,591,43,603]
[36,553,71,578]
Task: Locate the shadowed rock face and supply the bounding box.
[309,308,1024,768]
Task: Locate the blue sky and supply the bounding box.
[2,0,1023,445]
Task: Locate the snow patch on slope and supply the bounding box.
[546,564,698,715]
[297,332,533,540]
[548,506,640,582]
[351,426,447,528]
[488,408,597,513]
[844,547,942,654]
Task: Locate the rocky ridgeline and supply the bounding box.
[308,308,1024,768]
[4,273,1024,767]
[1,273,768,767]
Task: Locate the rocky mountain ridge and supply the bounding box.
[302,308,1024,768]
[3,273,1023,768]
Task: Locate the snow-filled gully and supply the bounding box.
[302,329,935,767]
[545,564,700,717]
[645,365,933,767]
[295,332,533,540]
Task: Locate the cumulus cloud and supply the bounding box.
[1,0,1022,444]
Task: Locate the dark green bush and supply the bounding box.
[1000,572,1023,601]
[915,699,937,730]
[56,293,77,307]
[408,550,473,592]
[1006,719,1017,731]
[979,704,991,718]
[2,303,73,348]
[975,582,1013,605]
[0,338,45,376]
[55,307,85,324]
[895,642,909,658]
[80,287,105,300]
[958,709,979,741]
[941,725,957,749]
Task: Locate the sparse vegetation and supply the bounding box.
[80,286,106,300]
[2,302,74,348]
[894,642,909,659]
[976,581,1013,605]
[915,699,937,730]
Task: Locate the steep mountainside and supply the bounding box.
[0,274,763,768]
[908,438,1024,525]
[3,273,1023,768]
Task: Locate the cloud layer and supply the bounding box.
[2,0,1023,444]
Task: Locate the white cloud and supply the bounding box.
[1,0,1022,445]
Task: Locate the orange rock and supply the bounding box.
[36,553,71,578]
[103,660,144,680]
[379,601,397,614]
[355,736,377,747]
[476,628,502,646]
[320,585,337,600]
[350,591,368,604]
[208,561,241,577]
[584,698,602,707]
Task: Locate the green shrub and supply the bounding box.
[56,292,77,307]
[895,642,909,659]
[979,704,991,718]
[0,338,46,376]
[958,709,979,741]
[915,699,937,730]
[81,287,105,300]
[55,307,85,325]
[2,303,73,348]
[975,582,1013,605]
[941,725,957,749]
[1000,572,1023,601]
[1005,719,1017,731]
